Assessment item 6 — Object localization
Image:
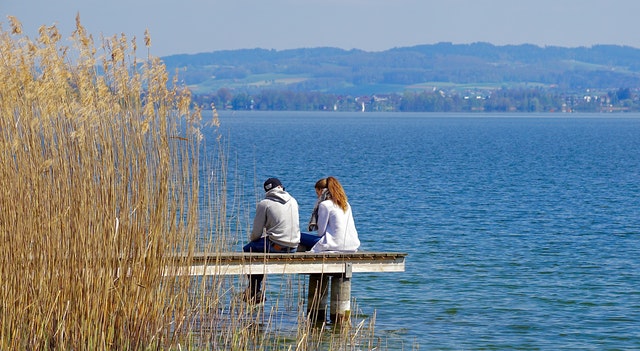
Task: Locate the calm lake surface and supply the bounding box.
[204,111,640,350]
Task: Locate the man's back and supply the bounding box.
[250,187,300,248]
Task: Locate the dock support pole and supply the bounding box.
[307,273,329,322]
[330,263,352,324]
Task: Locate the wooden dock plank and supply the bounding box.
[166,251,407,276]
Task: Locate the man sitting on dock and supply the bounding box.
[242,177,301,303]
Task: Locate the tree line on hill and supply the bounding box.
[192,86,638,113]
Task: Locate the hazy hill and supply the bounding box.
[161,42,640,96]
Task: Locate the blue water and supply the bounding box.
[204,111,640,350]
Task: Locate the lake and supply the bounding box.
[203,111,640,350]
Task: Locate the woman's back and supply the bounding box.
[311,200,360,252]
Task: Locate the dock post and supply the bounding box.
[330,263,352,324]
[307,273,329,322]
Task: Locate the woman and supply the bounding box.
[300,176,360,252]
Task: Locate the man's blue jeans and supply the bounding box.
[243,237,297,253]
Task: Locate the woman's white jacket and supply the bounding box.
[311,200,360,252]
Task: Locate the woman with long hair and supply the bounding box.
[299,176,360,252]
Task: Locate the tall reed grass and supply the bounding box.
[0,15,206,349]
[1,16,380,350]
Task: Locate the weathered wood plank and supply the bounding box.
[165,251,406,276]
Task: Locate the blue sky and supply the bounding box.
[3,0,640,57]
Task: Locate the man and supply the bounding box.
[243,177,300,303]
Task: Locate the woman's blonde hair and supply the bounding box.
[326,176,348,212]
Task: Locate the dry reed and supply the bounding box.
[1,16,380,350]
[1,15,206,349]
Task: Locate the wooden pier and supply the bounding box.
[167,251,407,323]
